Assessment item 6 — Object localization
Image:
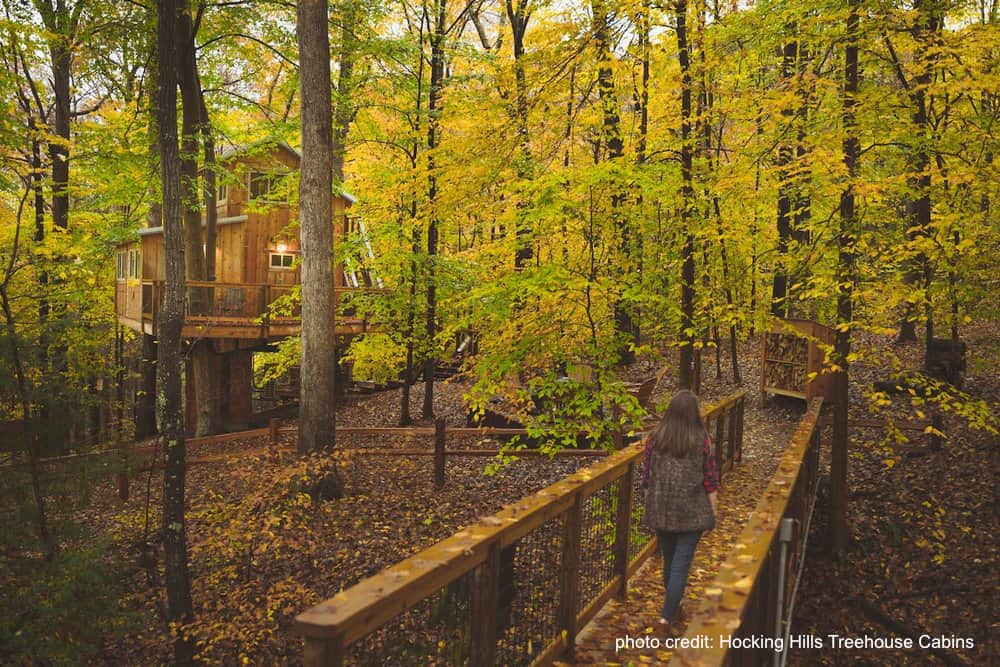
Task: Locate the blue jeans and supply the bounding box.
[657,530,702,621]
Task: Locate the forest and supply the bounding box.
[1,0,997,664]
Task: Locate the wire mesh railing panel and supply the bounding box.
[576,479,621,615]
[346,567,477,666]
[495,514,565,666]
[629,466,652,564]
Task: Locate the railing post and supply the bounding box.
[614,463,634,598]
[728,401,738,463]
[303,637,344,667]
[470,540,500,667]
[269,418,280,449]
[736,396,746,462]
[434,417,446,488]
[714,415,725,482]
[262,284,270,338]
[558,495,583,656]
[715,412,725,463]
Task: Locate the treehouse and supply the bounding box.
[114,142,382,341]
[113,143,385,433]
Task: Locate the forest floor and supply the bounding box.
[64,336,788,664]
[785,326,999,666]
[6,327,995,665]
[564,324,999,666]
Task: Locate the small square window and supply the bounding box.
[269,252,296,269]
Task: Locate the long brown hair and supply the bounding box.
[649,390,706,458]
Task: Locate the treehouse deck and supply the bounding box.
[115,279,387,341]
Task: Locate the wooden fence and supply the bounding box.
[295,390,747,666]
[670,397,824,667]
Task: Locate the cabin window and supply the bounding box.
[128,249,140,279]
[217,182,228,203]
[116,251,127,280]
[269,252,296,270]
[249,171,287,203]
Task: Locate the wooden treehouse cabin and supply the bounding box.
[114,143,384,434]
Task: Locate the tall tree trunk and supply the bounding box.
[400,14,426,426]
[200,91,217,281]
[156,0,195,660]
[423,0,447,419]
[891,1,941,344]
[0,282,56,559]
[632,0,649,350]
[593,0,634,364]
[34,0,82,452]
[771,37,797,318]
[507,0,533,269]
[137,51,160,441]
[832,0,859,557]
[674,0,696,389]
[333,0,358,185]
[297,0,342,499]
[176,4,224,436]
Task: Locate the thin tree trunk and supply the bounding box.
[156,0,195,660]
[507,0,533,269]
[674,0,696,389]
[423,0,447,419]
[401,13,426,426]
[889,3,941,344]
[593,0,634,364]
[771,38,796,318]
[1,279,56,559]
[832,0,859,557]
[632,0,649,350]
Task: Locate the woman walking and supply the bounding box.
[641,390,719,629]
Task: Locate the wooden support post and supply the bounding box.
[714,416,725,481]
[736,397,745,462]
[227,349,254,431]
[614,464,634,599]
[303,637,344,667]
[558,495,582,656]
[715,413,725,461]
[470,541,500,666]
[434,417,446,488]
[728,401,738,463]
[269,417,280,449]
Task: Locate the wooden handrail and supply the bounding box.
[295,390,747,660]
[670,397,824,667]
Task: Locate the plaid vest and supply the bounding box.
[644,443,715,533]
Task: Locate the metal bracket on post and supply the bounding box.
[774,517,796,667]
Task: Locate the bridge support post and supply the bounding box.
[558,495,582,655]
[303,637,343,667]
[226,349,253,431]
[470,541,500,666]
[614,463,634,599]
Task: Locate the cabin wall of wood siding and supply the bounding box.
[216,222,245,283]
[141,235,165,281]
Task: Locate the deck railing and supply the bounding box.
[669,397,824,667]
[131,280,390,335]
[295,390,747,666]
